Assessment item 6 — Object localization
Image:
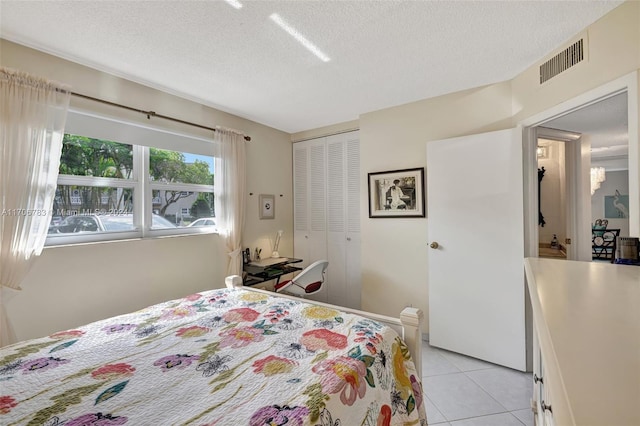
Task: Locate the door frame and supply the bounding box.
[521,71,639,260]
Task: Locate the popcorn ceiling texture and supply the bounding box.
[0,0,622,133]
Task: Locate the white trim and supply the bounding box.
[46,230,141,246]
[536,128,588,261]
[536,127,581,142]
[149,182,214,193]
[134,145,145,233]
[56,175,136,188]
[523,126,539,259]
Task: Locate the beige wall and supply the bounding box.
[1,39,293,342]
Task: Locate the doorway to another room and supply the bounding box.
[529,89,632,263]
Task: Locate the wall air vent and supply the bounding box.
[539,38,584,84]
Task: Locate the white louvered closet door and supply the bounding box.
[293,131,360,308]
[325,132,361,308]
[344,136,361,309]
[293,138,328,302]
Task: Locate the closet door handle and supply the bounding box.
[533,374,543,384]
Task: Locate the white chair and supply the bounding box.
[274,260,329,297]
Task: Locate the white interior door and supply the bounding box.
[427,128,526,371]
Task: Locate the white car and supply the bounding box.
[187,217,216,227]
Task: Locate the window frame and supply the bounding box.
[45,110,218,247]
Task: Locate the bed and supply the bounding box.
[0,275,426,425]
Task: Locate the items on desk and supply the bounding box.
[243,257,303,286]
[255,248,262,261]
[272,229,283,258]
[243,248,251,264]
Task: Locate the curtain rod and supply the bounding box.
[69,91,251,141]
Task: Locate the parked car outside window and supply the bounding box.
[187,217,216,228]
[49,214,176,234]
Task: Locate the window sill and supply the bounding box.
[44,229,219,249]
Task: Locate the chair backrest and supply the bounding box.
[592,219,608,237]
[594,219,608,227]
[288,260,329,296]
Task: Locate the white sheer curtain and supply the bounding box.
[0,67,70,347]
[213,127,247,276]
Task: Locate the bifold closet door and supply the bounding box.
[326,133,360,308]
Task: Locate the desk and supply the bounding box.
[243,257,302,286]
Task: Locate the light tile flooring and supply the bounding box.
[420,341,534,426]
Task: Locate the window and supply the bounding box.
[149,148,214,228]
[46,111,217,246]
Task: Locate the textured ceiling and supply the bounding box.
[0,0,624,133]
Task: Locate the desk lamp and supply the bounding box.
[272,230,283,258]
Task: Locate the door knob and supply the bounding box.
[430,242,439,249]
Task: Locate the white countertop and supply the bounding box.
[524,258,640,426]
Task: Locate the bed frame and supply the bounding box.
[225,275,424,376]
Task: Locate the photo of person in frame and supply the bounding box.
[387,179,408,210]
[368,168,424,218]
[379,176,414,210]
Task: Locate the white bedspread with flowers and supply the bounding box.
[0,288,426,426]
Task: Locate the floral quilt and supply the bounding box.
[0,288,427,426]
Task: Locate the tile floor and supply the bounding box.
[420,340,534,426]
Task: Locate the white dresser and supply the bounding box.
[524,258,639,426]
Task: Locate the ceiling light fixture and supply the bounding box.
[269,13,330,62]
[224,0,243,9]
[536,146,548,159]
[590,166,606,195]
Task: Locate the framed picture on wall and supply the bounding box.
[368,167,425,218]
[259,194,275,219]
[604,190,629,219]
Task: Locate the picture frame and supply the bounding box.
[259,194,275,219]
[368,167,425,218]
[604,190,629,219]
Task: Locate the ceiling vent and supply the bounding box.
[539,38,585,84]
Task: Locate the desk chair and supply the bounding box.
[274,260,329,297]
[592,228,620,262]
